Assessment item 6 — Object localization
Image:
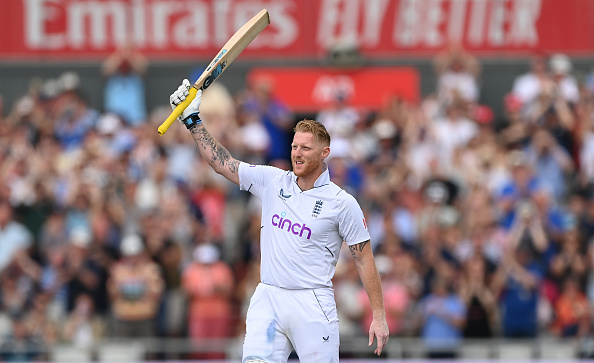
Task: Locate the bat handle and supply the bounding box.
[157,87,199,135]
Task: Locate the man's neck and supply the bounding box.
[297,169,324,191]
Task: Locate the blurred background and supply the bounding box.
[2,0,594,361]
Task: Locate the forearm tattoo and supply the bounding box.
[349,240,369,259]
[191,125,239,173]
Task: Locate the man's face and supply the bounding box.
[291,132,328,178]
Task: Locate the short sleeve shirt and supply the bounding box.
[239,162,370,289]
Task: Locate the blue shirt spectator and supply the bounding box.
[499,248,543,338]
[102,43,148,126]
[420,278,466,353]
[104,74,146,126]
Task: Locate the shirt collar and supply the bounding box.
[293,162,330,189]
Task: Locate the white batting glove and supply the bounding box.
[169,79,203,129]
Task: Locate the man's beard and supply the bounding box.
[292,158,320,178]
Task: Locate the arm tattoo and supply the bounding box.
[349,240,369,259]
[190,125,239,174]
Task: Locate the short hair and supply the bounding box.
[294,119,331,147]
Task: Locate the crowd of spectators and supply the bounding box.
[1,45,594,360]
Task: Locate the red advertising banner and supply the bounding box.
[1,0,593,60]
[247,67,420,112]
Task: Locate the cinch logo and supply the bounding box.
[271,212,312,239]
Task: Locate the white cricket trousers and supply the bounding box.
[242,283,339,363]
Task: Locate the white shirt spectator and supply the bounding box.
[437,70,479,104]
[512,72,544,105]
[432,116,478,165]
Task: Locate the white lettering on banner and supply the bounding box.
[395,0,421,47]
[362,0,389,47]
[214,0,232,46]
[508,0,540,45]
[468,0,487,45]
[172,2,209,48]
[132,0,146,47]
[22,0,295,50]
[265,3,298,47]
[24,0,66,49]
[317,0,338,48]
[448,0,467,42]
[312,75,355,104]
[322,0,542,49]
[21,0,542,52]
[69,1,127,48]
[425,0,444,46]
[488,0,506,46]
[318,0,388,48]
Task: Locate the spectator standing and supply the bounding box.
[240,74,294,163]
[548,54,580,104]
[39,247,69,321]
[102,42,148,127]
[64,227,110,317]
[182,244,234,359]
[359,255,410,337]
[316,90,359,147]
[496,151,542,230]
[492,246,542,338]
[434,41,480,107]
[432,102,478,166]
[107,234,164,337]
[23,293,58,346]
[53,88,99,151]
[512,55,550,107]
[0,199,40,279]
[459,256,497,338]
[62,293,105,349]
[551,277,589,337]
[525,128,574,200]
[418,277,467,359]
[0,313,44,362]
[333,253,364,340]
[549,226,587,290]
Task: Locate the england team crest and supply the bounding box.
[312,200,323,217]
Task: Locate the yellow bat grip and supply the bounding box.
[158,87,198,135]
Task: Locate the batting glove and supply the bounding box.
[170,79,203,130]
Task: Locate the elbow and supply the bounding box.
[208,161,225,176]
[213,166,229,178]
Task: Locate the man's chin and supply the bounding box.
[292,163,303,176]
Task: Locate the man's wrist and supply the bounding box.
[182,112,202,130]
[372,309,387,320]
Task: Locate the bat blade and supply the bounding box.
[158,9,270,135]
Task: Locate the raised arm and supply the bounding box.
[189,124,241,185]
[349,240,389,356]
[170,80,241,185]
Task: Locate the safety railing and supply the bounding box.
[3,336,593,362]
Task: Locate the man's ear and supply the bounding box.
[321,146,330,159]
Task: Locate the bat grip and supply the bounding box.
[158,87,199,135]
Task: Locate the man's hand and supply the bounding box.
[369,315,389,356]
[169,79,202,129]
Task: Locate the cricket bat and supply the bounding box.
[158,9,270,135]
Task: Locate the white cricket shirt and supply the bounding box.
[239,162,370,289]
